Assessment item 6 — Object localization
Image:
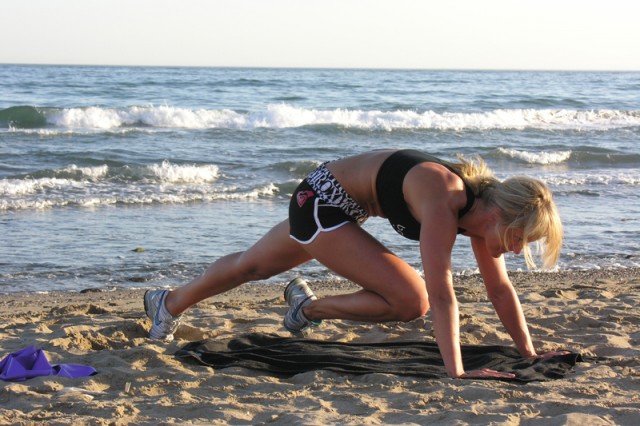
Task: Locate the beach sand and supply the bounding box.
[1,269,639,425]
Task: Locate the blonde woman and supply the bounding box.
[144,149,564,379]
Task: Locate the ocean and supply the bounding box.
[1,65,639,293]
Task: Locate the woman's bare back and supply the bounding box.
[325,149,395,217]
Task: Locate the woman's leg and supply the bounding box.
[301,223,429,323]
[165,220,312,316]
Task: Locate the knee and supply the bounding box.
[204,251,277,283]
[390,294,430,322]
[232,260,274,282]
[242,265,275,282]
[234,253,278,282]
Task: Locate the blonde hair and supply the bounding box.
[450,156,563,269]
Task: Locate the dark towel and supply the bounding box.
[175,333,587,382]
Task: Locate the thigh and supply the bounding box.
[303,222,426,303]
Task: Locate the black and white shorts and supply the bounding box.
[289,163,369,244]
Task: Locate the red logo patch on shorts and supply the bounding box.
[297,190,315,207]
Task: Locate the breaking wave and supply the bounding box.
[3,104,640,132]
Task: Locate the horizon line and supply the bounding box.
[1,62,639,73]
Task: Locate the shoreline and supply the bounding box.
[2,266,639,297]
[1,268,639,424]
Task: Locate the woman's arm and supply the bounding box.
[406,165,467,377]
[408,164,516,378]
[419,212,465,377]
[470,237,537,357]
[420,216,519,378]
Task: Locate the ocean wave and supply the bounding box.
[6,127,159,136]
[0,181,278,211]
[3,104,640,132]
[543,171,640,187]
[14,161,220,186]
[571,151,640,166]
[0,106,47,128]
[145,161,220,184]
[495,148,572,164]
[492,148,640,167]
[0,161,246,210]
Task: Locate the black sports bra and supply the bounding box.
[375,149,475,240]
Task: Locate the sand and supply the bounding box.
[1,269,639,425]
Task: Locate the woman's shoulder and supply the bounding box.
[404,162,471,212]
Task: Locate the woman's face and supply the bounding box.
[486,224,525,258]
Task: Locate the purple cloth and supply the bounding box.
[0,346,97,382]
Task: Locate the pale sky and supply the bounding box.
[3,0,639,70]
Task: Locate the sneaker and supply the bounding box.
[283,278,322,335]
[144,289,182,341]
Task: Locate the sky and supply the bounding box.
[2,0,639,71]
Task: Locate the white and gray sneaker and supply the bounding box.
[144,289,182,341]
[283,278,322,335]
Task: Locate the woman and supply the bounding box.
[144,149,563,379]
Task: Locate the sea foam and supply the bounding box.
[1,161,219,197]
[0,161,275,211]
[543,171,640,186]
[29,104,640,131]
[497,148,572,164]
[147,161,220,183]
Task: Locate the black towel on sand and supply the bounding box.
[175,333,587,382]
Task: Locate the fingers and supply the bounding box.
[456,351,574,380]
